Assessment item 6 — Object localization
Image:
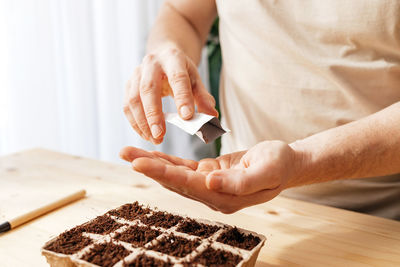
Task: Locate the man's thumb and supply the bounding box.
[206,168,260,196]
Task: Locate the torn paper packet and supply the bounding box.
[165,112,230,144]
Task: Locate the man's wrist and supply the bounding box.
[287,139,313,189]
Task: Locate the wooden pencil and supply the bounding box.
[0,189,86,233]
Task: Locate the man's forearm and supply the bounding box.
[288,102,400,188]
[147,1,216,64]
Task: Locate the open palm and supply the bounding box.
[120,141,297,213]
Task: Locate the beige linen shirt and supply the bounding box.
[216,0,400,220]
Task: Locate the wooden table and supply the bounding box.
[1,149,399,266]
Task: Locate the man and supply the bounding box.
[120,0,400,220]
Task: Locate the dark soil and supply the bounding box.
[108,202,151,221]
[140,211,183,228]
[149,234,200,257]
[82,215,124,235]
[80,242,130,267]
[44,228,92,254]
[217,227,261,250]
[176,219,220,238]
[191,246,242,267]
[123,253,172,267]
[114,225,161,247]
[45,201,262,267]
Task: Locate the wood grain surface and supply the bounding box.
[0,148,399,267]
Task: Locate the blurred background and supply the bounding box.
[0,0,220,163]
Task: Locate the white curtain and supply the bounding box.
[0,0,215,162]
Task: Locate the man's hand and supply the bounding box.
[120,141,301,213]
[123,47,218,145]
[123,0,217,144]
[122,101,400,213]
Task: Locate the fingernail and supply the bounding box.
[209,175,222,190]
[180,105,192,119]
[151,124,163,138]
[152,137,163,145]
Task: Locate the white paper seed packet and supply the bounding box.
[165,112,230,144]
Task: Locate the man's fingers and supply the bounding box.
[205,169,247,195]
[197,158,221,175]
[189,63,218,117]
[161,50,194,120]
[160,76,173,97]
[120,146,197,170]
[122,104,144,139]
[125,46,219,146]
[131,158,234,212]
[132,156,281,214]
[205,166,275,196]
[120,146,155,162]
[120,146,174,165]
[124,68,150,140]
[132,158,191,188]
[120,146,172,165]
[132,157,215,200]
[129,98,151,141]
[140,55,165,140]
[126,67,153,140]
[195,90,219,117]
[123,81,143,137]
[151,151,198,170]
